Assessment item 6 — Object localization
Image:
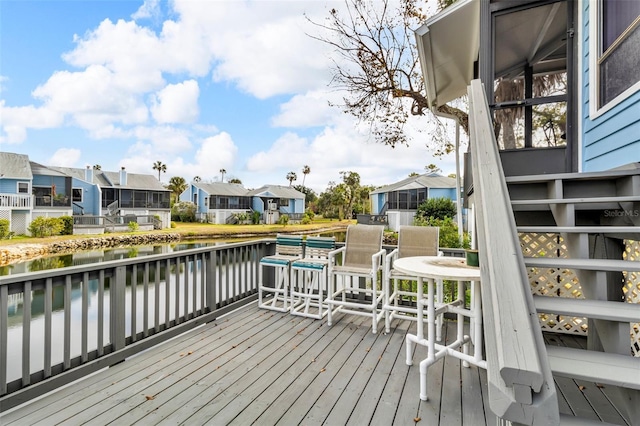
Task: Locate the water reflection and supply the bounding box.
[1,232,345,276]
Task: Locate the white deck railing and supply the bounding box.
[0,194,31,209]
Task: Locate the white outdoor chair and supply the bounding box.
[327,224,386,334]
[258,234,304,312]
[290,236,336,319]
[383,225,444,334]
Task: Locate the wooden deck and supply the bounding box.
[0,302,631,425]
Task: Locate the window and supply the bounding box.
[597,1,640,108]
[72,188,83,203]
[17,182,29,193]
[279,198,289,207]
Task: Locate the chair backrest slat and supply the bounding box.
[397,226,439,258]
[275,234,304,257]
[304,236,335,259]
[343,225,384,268]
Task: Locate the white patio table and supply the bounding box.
[393,255,486,401]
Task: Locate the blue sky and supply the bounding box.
[0,0,461,193]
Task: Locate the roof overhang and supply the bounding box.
[415,0,479,109]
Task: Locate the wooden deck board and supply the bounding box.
[0,302,632,426]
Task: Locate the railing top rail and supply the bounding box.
[0,238,272,285]
[468,79,558,425]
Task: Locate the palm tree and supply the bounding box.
[167,176,187,203]
[219,168,227,182]
[229,178,242,184]
[92,164,101,170]
[301,165,311,186]
[286,171,297,186]
[193,176,201,182]
[153,161,167,181]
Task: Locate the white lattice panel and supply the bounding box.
[11,211,28,234]
[623,240,640,357]
[520,233,587,335]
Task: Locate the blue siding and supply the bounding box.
[72,178,100,215]
[581,1,640,172]
[252,198,264,213]
[429,188,456,201]
[0,178,28,194]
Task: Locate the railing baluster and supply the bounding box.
[44,278,52,378]
[131,265,137,342]
[143,262,149,337]
[184,255,190,320]
[165,259,170,328]
[98,270,104,356]
[1,285,8,394]
[110,266,126,352]
[82,272,89,362]
[22,281,32,386]
[64,276,71,369]
[155,260,160,332]
[175,258,180,324]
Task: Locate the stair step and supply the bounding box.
[523,257,640,272]
[511,195,640,205]
[533,295,640,322]
[517,226,640,234]
[546,346,640,390]
[505,167,640,184]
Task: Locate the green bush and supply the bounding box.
[251,210,261,225]
[170,221,177,228]
[0,219,10,239]
[128,221,140,232]
[415,197,457,221]
[171,201,197,222]
[413,216,470,249]
[28,216,64,238]
[277,214,289,225]
[60,215,74,235]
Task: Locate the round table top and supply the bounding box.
[393,256,480,281]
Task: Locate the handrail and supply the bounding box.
[467,79,559,425]
[0,239,272,410]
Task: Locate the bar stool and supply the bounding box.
[258,234,304,312]
[290,236,336,319]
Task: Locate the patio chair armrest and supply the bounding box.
[372,248,387,270]
[385,248,398,275]
[438,250,444,257]
[328,246,346,266]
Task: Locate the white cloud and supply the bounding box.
[0,101,64,143]
[151,80,199,124]
[131,0,161,21]
[271,90,338,128]
[49,148,81,167]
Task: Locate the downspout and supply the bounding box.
[433,110,464,241]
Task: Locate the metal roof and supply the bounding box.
[194,182,248,196]
[371,173,456,194]
[246,185,305,199]
[0,152,32,179]
[52,166,168,191]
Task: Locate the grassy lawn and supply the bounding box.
[0,219,355,247]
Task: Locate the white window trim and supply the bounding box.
[589,1,640,119]
[16,181,30,194]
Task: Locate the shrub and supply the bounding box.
[60,215,74,235]
[170,221,177,228]
[251,210,261,225]
[171,201,197,222]
[277,214,289,225]
[0,219,10,239]
[415,197,457,221]
[413,216,470,249]
[28,216,64,238]
[128,221,139,232]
